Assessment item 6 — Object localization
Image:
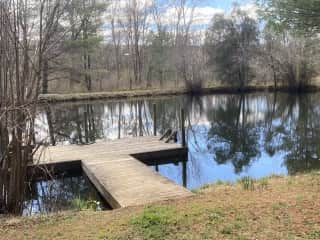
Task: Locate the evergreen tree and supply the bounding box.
[64,0,107,91]
[259,0,320,35]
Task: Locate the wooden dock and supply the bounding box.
[34,136,192,209]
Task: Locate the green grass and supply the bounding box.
[272,201,289,210]
[213,180,233,186]
[308,229,320,239]
[71,197,100,211]
[130,205,175,240]
[191,180,233,193]
[207,208,225,225]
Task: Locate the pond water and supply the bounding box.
[35,92,320,190]
[24,168,110,215]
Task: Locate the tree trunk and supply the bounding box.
[42,59,48,94]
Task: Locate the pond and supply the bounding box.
[35,92,320,190]
[24,167,110,216]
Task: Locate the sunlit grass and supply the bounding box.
[71,197,101,211]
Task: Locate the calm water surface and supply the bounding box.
[35,93,320,190]
[24,170,109,215]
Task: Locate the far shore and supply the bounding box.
[39,84,320,103]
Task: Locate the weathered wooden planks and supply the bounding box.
[33,136,192,209]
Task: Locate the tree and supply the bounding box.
[256,1,320,90]
[37,0,67,94]
[107,1,123,88]
[260,0,320,35]
[0,0,65,214]
[205,8,259,90]
[171,0,196,87]
[119,0,153,88]
[146,30,172,88]
[254,26,319,90]
[64,0,107,91]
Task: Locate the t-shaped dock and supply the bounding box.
[33,136,192,209]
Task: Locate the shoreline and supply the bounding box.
[39,85,320,103]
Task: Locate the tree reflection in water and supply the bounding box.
[207,95,260,173]
[24,170,108,216]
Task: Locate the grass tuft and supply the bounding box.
[308,229,320,239]
[257,176,269,191]
[130,205,175,240]
[238,176,255,191]
[220,225,233,235]
[71,197,100,211]
[207,208,224,225]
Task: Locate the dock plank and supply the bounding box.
[34,136,192,209]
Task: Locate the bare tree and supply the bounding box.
[0,0,66,214]
[120,0,153,88]
[255,27,319,90]
[171,0,196,87]
[108,1,123,88]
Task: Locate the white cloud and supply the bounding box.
[160,6,224,28]
[106,0,154,18]
[192,7,224,26]
[238,3,259,19]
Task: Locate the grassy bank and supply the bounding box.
[1,173,320,240]
[39,84,320,103]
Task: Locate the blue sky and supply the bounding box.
[199,0,252,11]
[198,0,252,11]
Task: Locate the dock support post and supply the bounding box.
[182,160,187,187]
[153,104,157,136]
[181,108,186,147]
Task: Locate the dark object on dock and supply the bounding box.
[159,108,186,145]
[165,131,178,143]
[160,129,172,141]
